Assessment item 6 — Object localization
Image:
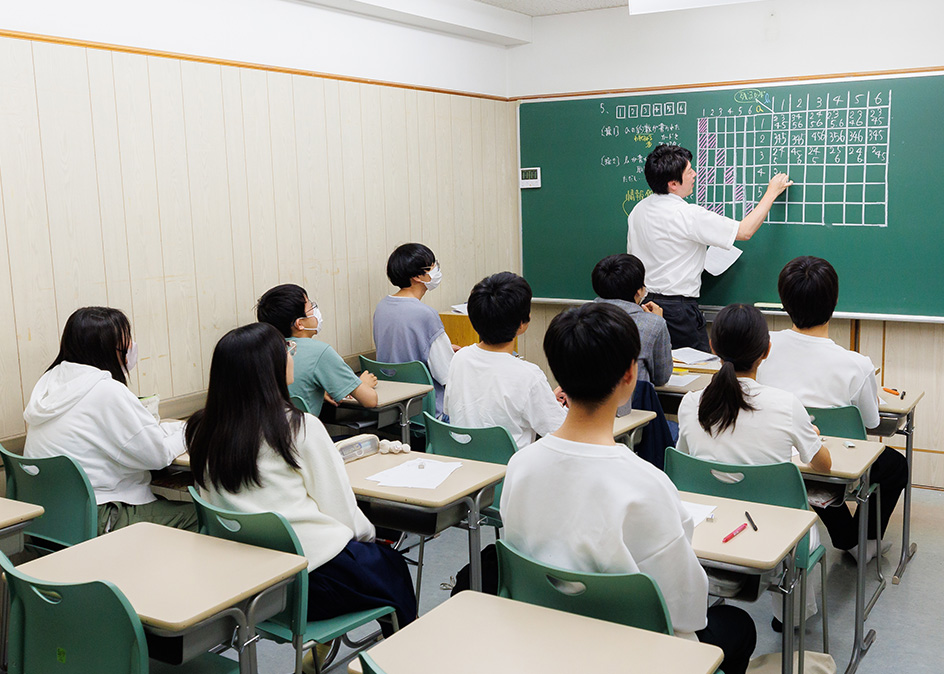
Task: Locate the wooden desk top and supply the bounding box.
[0,497,44,531]
[682,492,816,571]
[656,373,713,395]
[794,436,885,481]
[350,591,723,674]
[20,522,307,632]
[340,380,433,409]
[878,387,925,415]
[345,453,505,509]
[172,452,190,467]
[614,409,656,437]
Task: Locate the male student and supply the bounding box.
[627,143,793,351]
[373,243,455,417]
[257,284,378,415]
[757,256,908,563]
[444,272,566,450]
[591,253,672,387]
[500,303,755,674]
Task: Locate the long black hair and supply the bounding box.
[186,323,303,493]
[698,304,769,435]
[50,307,133,385]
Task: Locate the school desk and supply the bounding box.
[656,373,713,397]
[20,522,307,674]
[345,452,505,596]
[682,491,816,674]
[348,590,724,674]
[338,380,434,444]
[0,498,44,669]
[877,387,924,584]
[613,409,657,446]
[794,436,885,674]
[438,314,519,350]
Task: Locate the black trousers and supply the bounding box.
[813,446,908,550]
[696,604,757,674]
[647,294,710,351]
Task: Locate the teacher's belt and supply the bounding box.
[646,294,700,305]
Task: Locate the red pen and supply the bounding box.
[722,523,748,543]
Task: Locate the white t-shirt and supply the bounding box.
[627,193,738,297]
[427,332,454,386]
[500,434,709,638]
[756,330,880,429]
[198,414,375,571]
[677,378,822,465]
[444,345,566,450]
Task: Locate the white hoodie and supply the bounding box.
[23,362,183,505]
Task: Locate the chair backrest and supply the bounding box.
[423,412,517,503]
[290,395,312,414]
[359,652,386,674]
[0,551,148,674]
[664,447,814,565]
[189,487,308,636]
[805,405,867,440]
[359,356,435,420]
[495,540,674,636]
[0,444,97,548]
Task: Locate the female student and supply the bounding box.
[185,323,415,669]
[23,306,197,533]
[676,303,831,628]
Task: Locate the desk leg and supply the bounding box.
[464,494,484,593]
[398,402,411,445]
[893,409,918,584]
[845,471,876,674]
[781,548,797,674]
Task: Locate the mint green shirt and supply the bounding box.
[288,338,361,416]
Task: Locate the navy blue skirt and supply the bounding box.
[308,539,417,633]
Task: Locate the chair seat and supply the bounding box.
[257,606,397,645]
[149,652,240,674]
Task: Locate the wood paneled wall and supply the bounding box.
[0,35,520,442]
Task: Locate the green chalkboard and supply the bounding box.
[520,73,944,319]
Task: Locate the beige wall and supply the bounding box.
[0,34,520,443]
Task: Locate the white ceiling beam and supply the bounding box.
[628,0,767,15]
[294,0,533,45]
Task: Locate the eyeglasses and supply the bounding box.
[286,341,297,357]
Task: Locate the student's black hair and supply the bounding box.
[186,323,303,494]
[644,144,694,194]
[777,256,839,329]
[386,243,436,289]
[543,303,640,407]
[697,304,769,435]
[467,272,532,345]
[49,307,133,386]
[256,284,309,338]
[591,254,646,302]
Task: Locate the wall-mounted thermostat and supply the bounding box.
[520,167,541,189]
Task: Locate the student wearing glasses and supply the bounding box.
[257,284,378,415]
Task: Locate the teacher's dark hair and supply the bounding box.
[644,144,694,194]
[186,323,303,493]
[698,304,769,435]
[50,307,133,386]
[778,256,839,329]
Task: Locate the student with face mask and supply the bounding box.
[23,307,197,534]
[373,243,456,417]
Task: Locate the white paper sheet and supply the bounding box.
[366,458,462,489]
[672,347,719,365]
[681,501,717,527]
[667,373,699,387]
[704,245,742,276]
[450,303,469,315]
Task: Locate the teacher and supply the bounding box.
[627,144,792,351]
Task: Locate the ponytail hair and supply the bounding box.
[698,304,770,435]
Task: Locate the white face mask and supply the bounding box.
[125,341,138,371]
[297,304,323,335]
[423,264,443,291]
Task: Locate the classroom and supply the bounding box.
[0,0,942,672]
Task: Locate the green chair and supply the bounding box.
[189,488,398,674]
[806,405,868,440]
[358,356,436,423]
[495,540,673,636]
[290,395,312,414]
[664,447,829,652]
[358,652,386,674]
[0,551,237,674]
[0,444,97,550]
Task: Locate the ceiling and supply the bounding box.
[474,0,625,16]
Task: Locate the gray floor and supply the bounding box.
[253,487,944,673]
